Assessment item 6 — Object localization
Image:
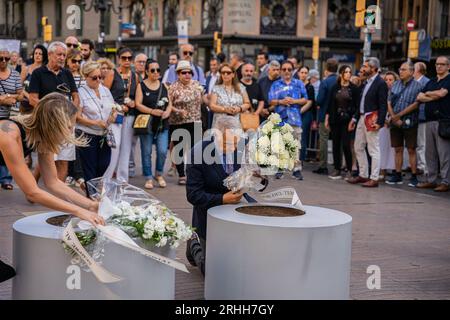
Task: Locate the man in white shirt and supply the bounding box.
[413,62,430,175]
[347,57,388,188]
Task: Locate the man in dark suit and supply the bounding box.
[186,116,245,276]
[347,57,388,187]
[313,58,338,175]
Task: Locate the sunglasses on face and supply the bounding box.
[71,59,82,64]
[180,71,193,75]
[0,57,10,62]
[121,56,133,61]
[66,43,78,48]
[282,68,292,72]
[221,71,233,76]
[149,68,161,73]
[89,75,101,81]
[183,51,194,56]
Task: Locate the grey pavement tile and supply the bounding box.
[0,162,449,300]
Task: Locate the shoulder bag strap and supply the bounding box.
[79,86,105,121]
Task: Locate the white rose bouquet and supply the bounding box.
[253,113,299,171]
[222,113,300,193]
[64,179,194,263]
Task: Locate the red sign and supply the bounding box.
[407,20,416,31]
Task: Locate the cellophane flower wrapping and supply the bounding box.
[65,178,193,267]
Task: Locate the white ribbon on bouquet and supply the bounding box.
[62,194,190,283]
[62,219,189,284]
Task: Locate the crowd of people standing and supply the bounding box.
[0,37,449,195]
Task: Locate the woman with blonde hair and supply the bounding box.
[209,63,250,129]
[0,93,105,283]
[77,61,116,186]
[97,58,115,83]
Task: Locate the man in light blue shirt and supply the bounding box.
[268,60,308,180]
[165,43,206,86]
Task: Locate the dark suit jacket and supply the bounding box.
[186,139,241,240]
[316,73,338,123]
[354,74,388,127]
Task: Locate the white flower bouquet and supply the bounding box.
[223,113,300,193]
[65,179,193,258]
[157,97,169,108]
[252,113,300,171]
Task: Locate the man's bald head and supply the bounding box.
[65,36,79,47]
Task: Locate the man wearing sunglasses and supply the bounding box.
[28,41,79,182]
[133,53,148,82]
[268,60,308,180]
[165,43,205,86]
[0,48,23,191]
[65,36,79,50]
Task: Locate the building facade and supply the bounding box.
[0,0,448,73]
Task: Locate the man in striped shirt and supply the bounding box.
[0,48,23,190]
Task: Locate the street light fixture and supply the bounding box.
[80,0,123,56]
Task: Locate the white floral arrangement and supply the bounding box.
[223,113,300,193]
[112,103,124,113]
[64,179,193,258]
[157,97,169,108]
[108,201,193,249]
[253,113,300,171]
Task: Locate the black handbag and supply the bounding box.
[133,83,163,135]
[438,118,450,140]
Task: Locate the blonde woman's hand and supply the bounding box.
[77,208,105,226]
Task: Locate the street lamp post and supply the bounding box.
[80,0,122,56]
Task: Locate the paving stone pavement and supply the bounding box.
[1,162,449,300]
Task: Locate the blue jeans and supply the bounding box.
[301,111,313,161]
[0,165,12,184]
[140,129,169,179]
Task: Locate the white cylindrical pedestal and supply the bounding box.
[205,204,352,300]
[12,212,175,300]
